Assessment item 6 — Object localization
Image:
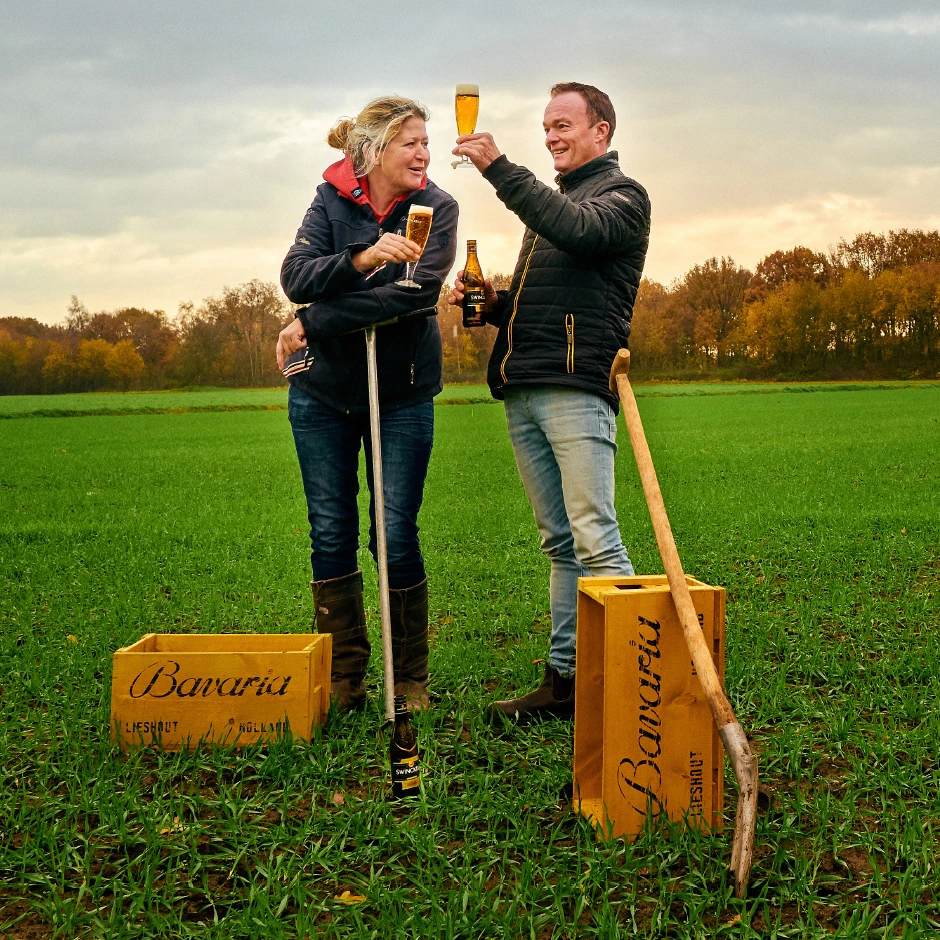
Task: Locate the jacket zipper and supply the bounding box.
[500,235,539,383]
[558,179,576,375]
[565,314,575,373]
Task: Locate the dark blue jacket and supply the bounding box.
[281,165,458,416]
[481,151,650,410]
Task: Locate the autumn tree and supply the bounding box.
[875,263,940,361]
[830,229,940,278]
[627,279,677,370]
[442,332,479,379]
[178,280,290,386]
[86,307,178,380]
[742,280,826,371]
[672,257,752,366]
[75,339,115,389]
[105,339,147,390]
[39,343,72,392]
[0,328,32,395]
[827,270,879,362]
[66,296,91,333]
[173,301,226,386]
[745,247,831,304]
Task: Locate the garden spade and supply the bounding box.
[364,324,398,725]
[609,349,757,898]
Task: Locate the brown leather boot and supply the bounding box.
[390,577,430,712]
[489,663,575,722]
[312,570,370,713]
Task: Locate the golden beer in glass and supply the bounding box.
[395,205,433,288]
[453,83,479,168]
[405,206,433,251]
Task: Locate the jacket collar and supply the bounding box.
[555,150,620,189]
[323,156,427,224]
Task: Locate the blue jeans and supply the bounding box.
[504,386,634,677]
[288,385,434,589]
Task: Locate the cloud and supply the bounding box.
[2,1,940,322]
[786,12,940,36]
[0,229,286,321]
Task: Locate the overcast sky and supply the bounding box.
[3,1,939,323]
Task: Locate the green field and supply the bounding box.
[1,380,935,419]
[1,384,938,937]
[0,385,492,418]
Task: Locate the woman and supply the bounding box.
[276,96,458,714]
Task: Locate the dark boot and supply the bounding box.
[390,577,430,712]
[489,663,575,722]
[312,570,370,713]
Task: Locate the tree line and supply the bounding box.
[0,280,289,395]
[1,230,938,395]
[629,229,940,379]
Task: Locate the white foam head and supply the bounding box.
[456,84,479,96]
[410,205,433,216]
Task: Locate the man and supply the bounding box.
[449,82,651,720]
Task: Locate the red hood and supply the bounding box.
[323,156,427,224]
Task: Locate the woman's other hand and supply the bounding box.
[276,317,307,370]
[351,232,422,273]
[446,270,500,312]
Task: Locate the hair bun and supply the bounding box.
[326,117,355,151]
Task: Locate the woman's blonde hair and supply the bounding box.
[327,96,429,177]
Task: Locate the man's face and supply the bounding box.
[543,91,609,175]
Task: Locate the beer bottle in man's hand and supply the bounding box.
[390,694,421,799]
[462,240,486,328]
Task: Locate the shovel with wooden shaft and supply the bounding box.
[609,349,757,898]
[364,324,397,723]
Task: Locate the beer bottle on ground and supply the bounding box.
[390,694,421,799]
[462,240,486,328]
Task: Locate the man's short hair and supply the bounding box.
[549,82,616,144]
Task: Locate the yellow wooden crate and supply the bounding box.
[573,576,724,838]
[110,633,331,750]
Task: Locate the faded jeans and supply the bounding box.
[504,385,634,677]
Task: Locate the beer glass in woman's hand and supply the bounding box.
[452,84,479,169]
[395,206,433,288]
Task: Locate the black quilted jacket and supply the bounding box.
[481,151,650,410]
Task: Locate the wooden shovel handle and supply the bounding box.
[610,348,757,896]
[609,351,734,723]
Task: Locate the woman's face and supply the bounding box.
[373,116,429,194]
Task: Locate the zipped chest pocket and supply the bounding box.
[565,314,575,373]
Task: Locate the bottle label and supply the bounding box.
[464,289,486,327]
[392,755,421,789]
[465,289,485,311]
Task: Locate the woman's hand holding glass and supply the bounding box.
[352,232,423,274]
